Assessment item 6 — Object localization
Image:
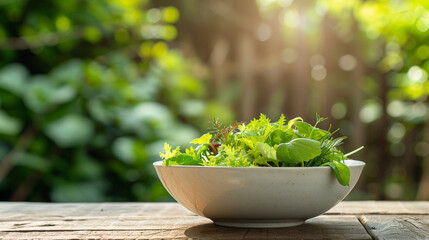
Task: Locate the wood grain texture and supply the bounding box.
[0,202,195,221]
[0,201,428,239]
[2,201,428,220]
[327,201,429,215]
[0,216,211,231]
[0,216,370,240]
[0,230,189,240]
[360,215,429,240]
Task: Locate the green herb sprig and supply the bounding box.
[160,114,363,186]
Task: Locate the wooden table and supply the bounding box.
[0,201,428,239]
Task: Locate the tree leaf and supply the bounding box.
[24,76,56,113]
[0,110,22,135]
[0,64,28,96]
[45,114,94,147]
[322,162,350,186]
[16,153,50,172]
[113,137,147,164]
[119,102,174,141]
[50,59,83,85]
[276,138,321,164]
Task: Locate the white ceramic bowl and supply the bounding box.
[154,160,365,228]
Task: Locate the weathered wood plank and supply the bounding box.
[0,202,195,221]
[0,216,371,240]
[327,201,429,215]
[0,216,211,231]
[1,202,428,239]
[0,230,189,240]
[1,201,427,222]
[359,215,429,240]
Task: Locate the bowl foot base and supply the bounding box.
[214,219,305,228]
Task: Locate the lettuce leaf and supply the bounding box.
[276,138,321,164]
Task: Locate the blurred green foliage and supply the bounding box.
[3,0,429,202]
[321,0,429,101]
[0,0,233,201]
[322,0,429,199]
[257,0,429,199]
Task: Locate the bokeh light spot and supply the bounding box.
[55,16,70,32]
[315,1,328,16]
[387,100,406,118]
[359,101,381,123]
[417,17,429,32]
[152,42,168,58]
[254,23,272,42]
[387,122,406,142]
[139,42,152,58]
[385,182,403,199]
[331,102,347,119]
[311,65,327,81]
[411,102,427,118]
[163,6,180,23]
[161,25,177,41]
[282,10,299,28]
[147,8,162,23]
[339,54,357,71]
[407,66,427,82]
[83,27,102,44]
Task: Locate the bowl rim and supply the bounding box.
[153,159,365,169]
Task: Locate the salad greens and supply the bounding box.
[160,114,363,186]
